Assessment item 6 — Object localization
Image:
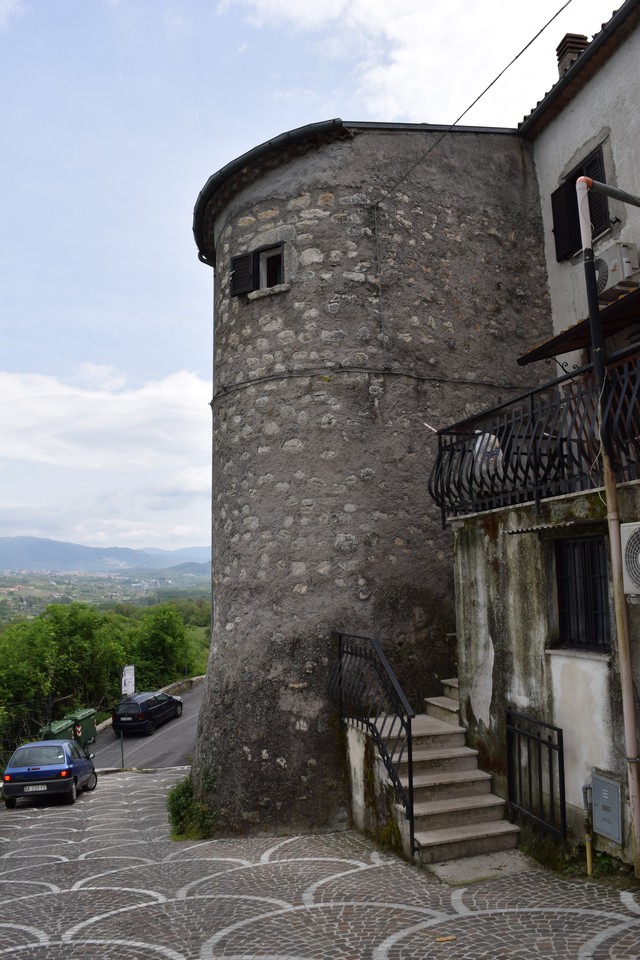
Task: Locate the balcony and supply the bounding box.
[428,346,640,525]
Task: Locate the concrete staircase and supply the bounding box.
[399,677,519,864]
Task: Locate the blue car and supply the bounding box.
[2,739,97,809]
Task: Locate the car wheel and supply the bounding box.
[66,781,77,805]
[4,797,16,810]
[175,703,183,718]
[113,728,121,738]
[145,721,156,736]
[83,771,98,792]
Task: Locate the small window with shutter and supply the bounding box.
[230,245,284,296]
[551,146,609,262]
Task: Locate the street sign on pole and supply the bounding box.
[121,664,135,697]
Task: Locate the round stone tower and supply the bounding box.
[192,119,551,832]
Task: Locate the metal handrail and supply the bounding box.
[328,631,416,854]
[429,346,640,524]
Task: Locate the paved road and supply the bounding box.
[92,682,204,770]
[1,765,640,958]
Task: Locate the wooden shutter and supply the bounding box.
[551,146,610,262]
[551,179,577,262]
[583,147,609,240]
[230,252,256,296]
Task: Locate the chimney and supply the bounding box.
[556,33,589,76]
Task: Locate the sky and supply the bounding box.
[0,0,616,551]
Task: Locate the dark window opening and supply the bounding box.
[551,146,610,262]
[555,536,611,650]
[231,245,284,296]
[259,247,282,288]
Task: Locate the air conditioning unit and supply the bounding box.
[595,242,640,298]
[621,522,640,595]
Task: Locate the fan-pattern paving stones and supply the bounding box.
[0,767,639,958]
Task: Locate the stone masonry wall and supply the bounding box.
[193,125,553,833]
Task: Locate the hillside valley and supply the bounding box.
[0,536,210,572]
[0,538,211,622]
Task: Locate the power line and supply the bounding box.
[372,0,576,207]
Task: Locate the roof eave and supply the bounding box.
[517,287,640,365]
[192,118,347,264]
[518,0,640,139]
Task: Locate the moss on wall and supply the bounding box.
[454,488,632,859]
[359,735,406,856]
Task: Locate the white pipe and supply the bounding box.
[576,178,594,252]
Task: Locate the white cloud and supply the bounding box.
[71,364,128,392]
[0,0,22,29]
[164,466,211,496]
[220,0,615,125]
[162,7,191,35]
[218,0,349,29]
[0,370,210,470]
[0,369,211,549]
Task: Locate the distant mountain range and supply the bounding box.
[0,537,211,574]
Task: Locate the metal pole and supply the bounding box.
[576,177,640,877]
[406,716,415,855]
[584,178,640,210]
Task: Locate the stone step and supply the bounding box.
[411,768,492,802]
[424,695,460,724]
[381,678,520,865]
[412,793,507,832]
[414,820,520,864]
[387,715,467,757]
[441,677,459,702]
[409,714,466,749]
[398,745,479,775]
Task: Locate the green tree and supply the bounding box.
[0,599,199,762]
[134,604,188,688]
[0,618,57,754]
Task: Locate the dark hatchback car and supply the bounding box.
[112,691,183,736]
[2,739,97,808]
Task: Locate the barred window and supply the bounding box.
[555,537,611,650]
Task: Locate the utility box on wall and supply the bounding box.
[592,773,622,844]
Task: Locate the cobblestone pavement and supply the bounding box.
[1,768,640,958]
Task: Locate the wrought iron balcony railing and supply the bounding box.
[428,346,640,524]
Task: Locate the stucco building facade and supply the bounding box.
[430,1,640,867]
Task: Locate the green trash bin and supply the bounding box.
[64,708,97,748]
[38,717,75,741]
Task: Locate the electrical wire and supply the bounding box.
[210,365,523,405]
[371,0,577,208]
[589,374,609,507]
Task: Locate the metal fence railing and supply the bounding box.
[328,632,416,854]
[506,709,567,840]
[429,346,640,524]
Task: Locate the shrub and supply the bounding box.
[167,773,216,839]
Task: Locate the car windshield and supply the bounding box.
[9,746,65,767]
